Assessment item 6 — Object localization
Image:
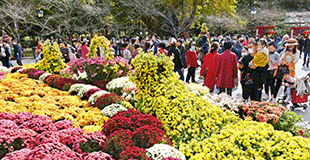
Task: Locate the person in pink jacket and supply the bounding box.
[216,41,238,96]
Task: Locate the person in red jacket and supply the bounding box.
[81,38,89,59]
[186,42,198,83]
[216,41,238,96]
[200,42,219,92]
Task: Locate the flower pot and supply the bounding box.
[92,80,108,90]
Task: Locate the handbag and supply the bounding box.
[201,53,217,77]
[275,64,289,79]
[197,52,204,62]
[0,51,5,57]
[243,73,254,85]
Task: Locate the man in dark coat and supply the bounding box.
[298,35,305,59]
[303,35,310,67]
[239,50,254,101]
[13,40,23,66]
[168,39,185,81]
[231,35,242,60]
[177,39,186,68]
[199,32,210,56]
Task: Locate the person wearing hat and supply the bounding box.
[277,34,289,52]
[279,38,300,78]
[185,41,198,83]
[80,38,89,59]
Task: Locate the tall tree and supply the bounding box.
[114,0,238,37]
[27,0,113,39]
[0,0,34,40]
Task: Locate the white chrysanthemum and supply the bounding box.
[69,83,87,93]
[106,77,136,90]
[88,90,110,105]
[186,83,209,96]
[0,66,10,73]
[7,67,13,73]
[72,71,88,81]
[101,104,127,117]
[203,93,240,112]
[77,85,99,98]
[125,94,132,101]
[16,68,26,73]
[38,73,52,81]
[146,144,186,160]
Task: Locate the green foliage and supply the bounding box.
[79,139,102,153]
[0,138,24,159]
[273,111,303,136]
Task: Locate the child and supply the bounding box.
[282,70,295,103]
[249,39,269,68]
[282,52,296,78]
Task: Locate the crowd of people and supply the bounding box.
[197,33,303,103]
[1,31,309,103]
[0,39,23,68]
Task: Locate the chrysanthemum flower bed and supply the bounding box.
[0,112,112,159]
[0,73,109,132]
[3,48,310,159]
[101,109,183,159]
[0,67,185,159]
[130,53,310,159]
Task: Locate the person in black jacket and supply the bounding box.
[60,43,70,63]
[168,39,185,81]
[298,34,305,58]
[12,40,23,66]
[231,35,243,60]
[239,45,254,101]
[2,40,11,68]
[199,32,210,56]
[250,41,269,102]
[303,35,310,67]
[177,39,186,68]
[239,41,268,102]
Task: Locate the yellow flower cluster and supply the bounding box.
[190,120,310,160]
[131,53,310,159]
[131,53,240,154]
[0,73,109,132]
[200,23,209,33]
[35,40,67,74]
[22,63,36,69]
[88,35,113,60]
